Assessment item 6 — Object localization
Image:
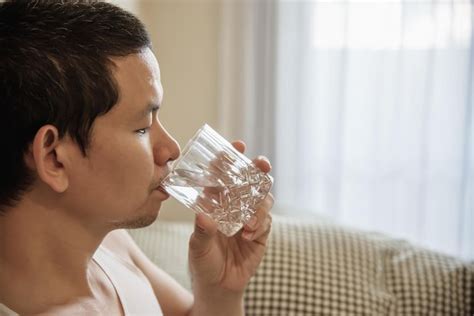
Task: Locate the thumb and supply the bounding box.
[189,213,218,258]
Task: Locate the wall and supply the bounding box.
[130,0,221,221]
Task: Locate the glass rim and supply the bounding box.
[167,123,212,171]
[161,122,274,194]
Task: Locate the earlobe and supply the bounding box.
[31,125,69,193]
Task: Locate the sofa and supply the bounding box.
[129,215,473,315]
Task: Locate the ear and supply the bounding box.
[25,125,69,193]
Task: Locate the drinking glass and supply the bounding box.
[160,124,273,236]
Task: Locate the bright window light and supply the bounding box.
[311,1,472,50]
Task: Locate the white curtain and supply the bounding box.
[218,0,473,260]
[217,0,277,160]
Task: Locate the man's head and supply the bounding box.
[0,0,179,227]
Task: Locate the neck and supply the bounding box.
[0,191,109,312]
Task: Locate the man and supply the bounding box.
[0,1,273,315]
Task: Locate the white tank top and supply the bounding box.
[92,245,163,315]
[0,304,15,316]
[0,246,163,316]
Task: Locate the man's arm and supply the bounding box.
[106,229,246,316]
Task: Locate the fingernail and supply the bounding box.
[247,216,258,229]
[259,156,272,168]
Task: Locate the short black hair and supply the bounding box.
[0,0,151,213]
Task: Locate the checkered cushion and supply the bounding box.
[245,216,474,316]
[129,216,474,315]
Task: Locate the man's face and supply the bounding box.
[63,48,180,230]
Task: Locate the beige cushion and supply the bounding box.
[129,221,193,290]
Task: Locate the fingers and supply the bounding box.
[252,155,272,173]
[203,140,246,181]
[231,140,272,174]
[241,193,274,242]
[194,212,218,235]
[231,140,246,154]
[212,140,273,243]
[242,214,272,243]
[230,139,271,173]
[189,213,218,259]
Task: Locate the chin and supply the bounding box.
[112,193,164,229]
[113,207,160,229]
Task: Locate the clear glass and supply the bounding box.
[160,124,273,236]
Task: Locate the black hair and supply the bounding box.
[0,0,151,213]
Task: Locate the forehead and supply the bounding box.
[108,48,163,118]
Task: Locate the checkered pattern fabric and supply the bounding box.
[129,216,474,316]
[244,217,474,316]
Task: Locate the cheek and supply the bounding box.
[71,137,155,212]
[98,141,154,193]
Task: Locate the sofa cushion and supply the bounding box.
[129,220,193,290]
[129,215,474,315]
[246,216,474,315]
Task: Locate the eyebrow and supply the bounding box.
[137,102,161,120]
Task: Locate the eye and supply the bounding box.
[135,127,150,136]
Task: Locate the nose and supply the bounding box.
[153,122,181,166]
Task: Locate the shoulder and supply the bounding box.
[101,229,194,315]
[101,229,137,264]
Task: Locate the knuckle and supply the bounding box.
[265,197,274,210]
[267,193,274,204]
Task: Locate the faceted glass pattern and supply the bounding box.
[161,124,273,236]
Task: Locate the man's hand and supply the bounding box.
[187,140,274,314]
